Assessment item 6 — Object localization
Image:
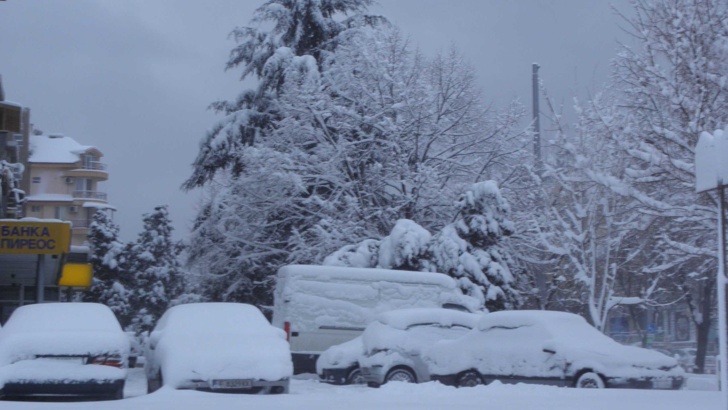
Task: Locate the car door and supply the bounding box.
[476,324,566,384]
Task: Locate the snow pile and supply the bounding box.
[149,303,292,387]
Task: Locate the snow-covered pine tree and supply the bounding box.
[424,181,520,312]
[127,205,185,334]
[83,210,132,327]
[182,0,383,190]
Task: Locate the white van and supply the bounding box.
[271,264,480,374]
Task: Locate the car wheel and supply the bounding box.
[346,367,366,385]
[385,367,416,384]
[575,371,605,388]
[456,370,483,388]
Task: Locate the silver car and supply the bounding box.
[357,308,479,387]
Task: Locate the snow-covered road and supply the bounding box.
[0,369,722,409]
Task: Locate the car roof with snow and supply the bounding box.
[277,265,457,288]
[476,310,586,331]
[155,302,274,335]
[1,302,122,333]
[376,308,480,330]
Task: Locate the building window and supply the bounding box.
[54,206,65,220]
[31,177,40,183]
[30,205,41,213]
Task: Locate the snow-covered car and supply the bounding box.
[0,303,129,400]
[316,308,479,386]
[424,310,685,390]
[145,303,292,394]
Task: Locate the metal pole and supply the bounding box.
[35,254,45,303]
[532,63,541,174]
[717,185,728,398]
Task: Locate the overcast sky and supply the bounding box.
[0,0,632,242]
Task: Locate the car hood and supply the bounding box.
[316,336,364,373]
[0,330,129,366]
[546,340,682,372]
[157,332,292,387]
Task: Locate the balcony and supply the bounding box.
[69,219,91,229]
[73,190,107,201]
[82,161,107,171]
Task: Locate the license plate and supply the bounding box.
[652,379,672,389]
[211,379,253,389]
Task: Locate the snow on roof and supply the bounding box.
[476,310,585,331]
[376,308,480,330]
[25,194,74,202]
[82,202,117,211]
[277,264,457,288]
[29,134,98,164]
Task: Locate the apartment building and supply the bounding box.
[0,76,30,219]
[24,134,115,246]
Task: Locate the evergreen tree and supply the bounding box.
[127,205,185,334]
[424,181,520,312]
[83,210,132,327]
[182,0,382,189]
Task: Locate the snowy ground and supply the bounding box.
[0,369,722,409]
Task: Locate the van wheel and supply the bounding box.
[347,367,365,385]
[385,367,416,384]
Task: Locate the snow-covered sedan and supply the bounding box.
[360,308,480,387]
[0,303,129,400]
[424,310,685,389]
[145,303,292,394]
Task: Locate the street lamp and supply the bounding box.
[695,128,728,401]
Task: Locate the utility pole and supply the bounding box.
[532,63,542,174]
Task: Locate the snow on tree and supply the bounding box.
[127,205,185,334]
[573,0,728,371]
[83,210,132,327]
[324,182,522,312]
[185,1,526,307]
[182,0,383,190]
[424,181,520,311]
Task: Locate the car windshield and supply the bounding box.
[158,303,274,336]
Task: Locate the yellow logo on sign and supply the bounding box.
[0,220,71,255]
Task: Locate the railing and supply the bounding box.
[81,161,107,171]
[69,219,91,229]
[73,190,107,201]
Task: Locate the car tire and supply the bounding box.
[385,367,416,384]
[575,371,605,388]
[456,370,484,388]
[346,367,366,385]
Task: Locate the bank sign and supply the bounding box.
[0,220,71,255]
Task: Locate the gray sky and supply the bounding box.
[0,0,632,242]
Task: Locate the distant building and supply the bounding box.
[24,134,115,246]
[0,75,30,219]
